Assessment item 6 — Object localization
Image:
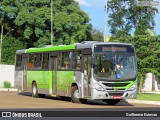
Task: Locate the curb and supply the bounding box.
[127,99,160,105]
[0,88,18,92]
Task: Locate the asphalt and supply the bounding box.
[0,88,160,106]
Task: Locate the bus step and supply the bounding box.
[51,94,57,97]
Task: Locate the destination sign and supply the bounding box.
[102,46,126,52]
[94,44,134,53]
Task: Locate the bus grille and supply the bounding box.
[108,93,124,96]
[103,83,129,87]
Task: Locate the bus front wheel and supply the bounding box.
[71,86,80,103]
[104,99,121,105]
[32,82,38,98]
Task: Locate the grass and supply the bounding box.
[136,93,160,101]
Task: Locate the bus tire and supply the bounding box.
[104,99,121,105]
[71,86,80,103]
[38,94,45,98]
[80,99,87,104]
[32,82,39,98]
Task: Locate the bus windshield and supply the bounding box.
[93,45,136,80]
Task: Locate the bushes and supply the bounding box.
[3,81,11,88]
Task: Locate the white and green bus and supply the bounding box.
[15,41,137,105]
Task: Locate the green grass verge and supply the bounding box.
[136,94,160,101]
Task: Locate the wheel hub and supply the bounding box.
[74,89,79,99]
[33,86,36,94]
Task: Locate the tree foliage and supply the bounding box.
[91,28,103,42]
[0,0,92,48]
[0,0,92,64]
[107,0,158,36]
[2,36,25,64]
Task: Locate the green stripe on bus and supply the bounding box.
[113,81,135,89]
[26,45,76,53]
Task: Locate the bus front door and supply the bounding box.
[52,57,57,94]
[83,55,91,98]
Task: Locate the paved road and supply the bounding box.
[0,91,160,109]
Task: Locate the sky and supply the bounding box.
[75,0,160,36]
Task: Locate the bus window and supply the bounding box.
[59,52,71,70]
[72,51,81,70]
[28,54,34,69]
[34,53,42,69]
[42,53,49,69]
[15,55,22,70]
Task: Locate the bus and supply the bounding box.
[15,41,137,105]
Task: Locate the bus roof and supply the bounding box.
[16,49,26,54]
[76,41,133,49]
[26,44,76,53]
[16,41,134,54]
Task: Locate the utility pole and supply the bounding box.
[104,0,108,42]
[51,0,53,45]
[0,25,3,63]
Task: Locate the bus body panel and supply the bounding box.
[75,71,83,98]
[90,79,137,100]
[56,71,74,97]
[26,71,52,94]
[91,87,137,100]
[14,70,23,91]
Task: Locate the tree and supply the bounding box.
[91,28,103,42]
[107,0,158,36]
[107,0,132,37]
[2,36,25,64]
[145,28,156,36]
[0,0,92,48]
[0,0,92,64]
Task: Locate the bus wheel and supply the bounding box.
[104,99,121,105]
[80,99,87,104]
[38,94,45,98]
[32,82,38,98]
[71,86,80,103]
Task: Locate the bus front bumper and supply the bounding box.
[91,88,137,100]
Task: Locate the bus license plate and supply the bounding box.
[113,96,121,99]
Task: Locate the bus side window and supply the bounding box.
[42,53,49,69]
[59,52,70,70]
[58,52,62,69]
[28,54,34,69]
[34,53,42,69]
[72,51,81,70]
[76,51,81,70]
[15,55,22,70]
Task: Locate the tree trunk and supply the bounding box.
[138,74,143,94]
[152,74,155,91]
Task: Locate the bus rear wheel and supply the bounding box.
[104,99,121,105]
[38,94,45,98]
[32,82,38,98]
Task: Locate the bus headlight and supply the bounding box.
[93,83,105,91]
[128,82,137,91]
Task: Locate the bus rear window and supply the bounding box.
[15,55,22,70]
